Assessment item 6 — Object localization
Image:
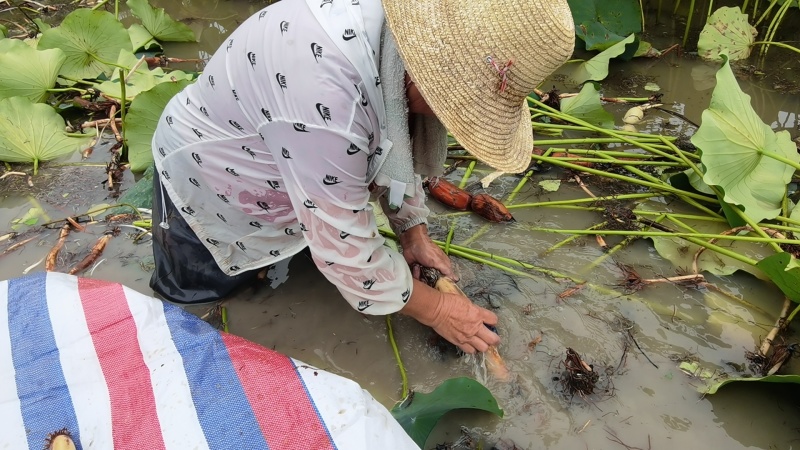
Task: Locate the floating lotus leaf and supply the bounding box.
[38,9,131,80]
[560,83,615,129]
[0,97,91,172]
[572,34,637,84]
[127,0,196,43]
[756,252,800,302]
[692,55,799,224]
[697,7,757,61]
[128,23,161,52]
[391,377,503,448]
[704,374,800,394]
[125,79,192,172]
[567,0,642,51]
[0,38,65,103]
[94,49,194,100]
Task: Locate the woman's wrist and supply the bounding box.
[399,223,428,246]
[399,278,443,326]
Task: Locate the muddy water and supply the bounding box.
[1,1,800,448]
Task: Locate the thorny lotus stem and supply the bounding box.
[506,169,535,204]
[532,137,666,146]
[385,315,409,399]
[787,303,800,326]
[531,154,720,204]
[531,123,678,140]
[528,97,700,164]
[544,221,609,255]
[682,0,696,48]
[593,151,724,219]
[582,215,668,273]
[528,227,800,245]
[755,0,780,27]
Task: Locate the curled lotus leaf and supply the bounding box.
[697,7,757,61]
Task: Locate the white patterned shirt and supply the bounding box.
[152,0,427,314]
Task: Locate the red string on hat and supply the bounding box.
[485,56,513,93]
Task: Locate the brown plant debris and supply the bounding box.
[559,347,600,398]
[746,342,798,377]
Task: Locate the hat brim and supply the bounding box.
[383,0,574,173]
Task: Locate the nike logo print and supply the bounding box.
[206,238,219,246]
[346,143,361,155]
[362,279,376,290]
[189,177,200,187]
[316,102,331,124]
[339,231,350,239]
[267,180,280,190]
[250,221,263,229]
[285,228,296,236]
[322,174,341,185]
[303,199,317,209]
[311,43,323,62]
[247,51,256,69]
[217,194,230,203]
[342,29,357,41]
[293,123,309,132]
[216,213,227,223]
[192,152,203,166]
[229,120,245,131]
[357,301,372,312]
[242,146,256,159]
[225,167,240,176]
[161,170,170,180]
[270,250,281,257]
[257,201,270,211]
[181,206,195,216]
[236,241,247,252]
[281,147,292,159]
[401,289,410,303]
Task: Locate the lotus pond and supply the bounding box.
[0,0,798,449]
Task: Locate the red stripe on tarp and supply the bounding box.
[220,333,336,450]
[78,278,167,450]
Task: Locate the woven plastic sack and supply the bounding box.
[0,272,418,450]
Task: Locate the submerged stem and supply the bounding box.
[385,315,409,399]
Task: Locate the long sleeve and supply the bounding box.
[376,175,430,234]
[265,121,414,315]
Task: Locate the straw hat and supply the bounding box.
[383,0,575,173]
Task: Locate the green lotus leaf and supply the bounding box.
[0,38,65,102]
[125,79,192,172]
[756,252,800,302]
[572,34,637,84]
[692,55,799,224]
[567,0,642,51]
[0,97,92,172]
[129,23,161,52]
[38,9,131,80]
[560,83,615,129]
[697,7,757,62]
[127,0,196,43]
[391,377,503,448]
[704,374,800,394]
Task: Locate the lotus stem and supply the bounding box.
[527,227,800,245]
[544,149,670,159]
[531,154,719,204]
[446,162,476,254]
[506,169,535,204]
[682,0,695,48]
[787,303,800,325]
[386,315,409,399]
[532,137,666,145]
[755,0,780,27]
[757,147,800,171]
[548,157,683,167]
[759,0,792,56]
[582,235,638,273]
[544,221,609,255]
[707,0,714,21]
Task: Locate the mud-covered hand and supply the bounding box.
[427,289,500,354]
[399,224,457,280]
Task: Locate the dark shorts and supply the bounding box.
[150,171,260,304]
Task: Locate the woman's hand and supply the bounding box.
[401,279,499,354]
[399,224,457,280]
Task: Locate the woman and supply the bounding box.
[150,0,574,354]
